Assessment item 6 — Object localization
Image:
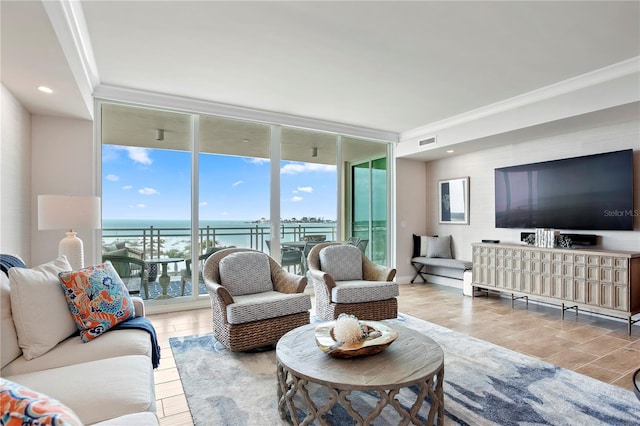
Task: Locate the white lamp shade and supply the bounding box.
[38,195,101,231]
[38,195,100,270]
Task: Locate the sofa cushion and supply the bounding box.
[3,355,156,425]
[426,235,452,259]
[58,262,135,342]
[1,273,21,369]
[219,252,273,296]
[412,234,438,257]
[8,256,77,360]
[226,291,311,325]
[319,245,362,281]
[0,378,83,426]
[1,328,152,376]
[92,412,159,426]
[330,280,399,303]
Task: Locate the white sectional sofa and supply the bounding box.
[0,258,158,425]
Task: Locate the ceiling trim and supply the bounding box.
[93,84,399,143]
[400,56,640,142]
[42,0,99,118]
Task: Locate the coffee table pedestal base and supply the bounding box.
[276,361,444,426]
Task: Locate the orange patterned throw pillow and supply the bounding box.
[58,262,134,342]
[0,378,82,425]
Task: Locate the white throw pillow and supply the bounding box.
[319,245,363,281]
[8,256,77,360]
[219,252,273,296]
[426,235,452,259]
[1,273,21,368]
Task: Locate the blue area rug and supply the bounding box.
[169,314,639,425]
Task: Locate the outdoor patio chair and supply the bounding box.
[346,236,361,246]
[102,254,149,299]
[203,248,311,352]
[180,246,234,296]
[265,240,305,274]
[307,242,398,321]
[356,238,369,254]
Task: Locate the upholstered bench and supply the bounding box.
[410,234,473,294]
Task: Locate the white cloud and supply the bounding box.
[124,147,153,165]
[281,162,336,175]
[297,186,313,193]
[122,185,133,190]
[221,211,229,216]
[138,187,159,195]
[248,158,269,165]
[129,204,146,209]
[290,196,303,202]
[200,201,208,206]
[106,174,119,182]
[232,180,243,187]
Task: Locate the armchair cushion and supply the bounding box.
[219,252,273,296]
[331,280,399,304]
[226,291,311,325]
[319,245,362,281]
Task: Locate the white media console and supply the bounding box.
[471,242,640,334]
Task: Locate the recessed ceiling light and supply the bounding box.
[37,86,54,94]
[446,150,454,153]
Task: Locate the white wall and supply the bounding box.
[395,158,427,280]
[0,84,32,263]
[30,115,95,267]
[428,120,640,259]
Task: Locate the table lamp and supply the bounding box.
[38,195,101,270]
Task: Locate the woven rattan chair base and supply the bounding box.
[315,298,398,322]
[214,311,310,352]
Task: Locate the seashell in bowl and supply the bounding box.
[315,321,398,358]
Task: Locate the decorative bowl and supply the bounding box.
[315,321,398,358]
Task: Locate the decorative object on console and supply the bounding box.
[438,176,469,224]
[37,195,100,271]
[535,228,558,248]
[557,235,573,248]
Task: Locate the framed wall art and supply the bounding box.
[438,177,469,224]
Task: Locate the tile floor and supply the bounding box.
[149,283,640,425]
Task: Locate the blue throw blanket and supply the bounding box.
[112,316,161,369]
[0,254,26,276]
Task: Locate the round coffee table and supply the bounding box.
[276,322,445,425]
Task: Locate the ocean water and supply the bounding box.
[102,219,337,256]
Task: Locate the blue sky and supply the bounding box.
[102,145,337,221]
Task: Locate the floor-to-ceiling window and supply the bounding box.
[101,103,193,300]
[99,99,393,311]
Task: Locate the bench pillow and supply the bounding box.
[319,245,362,281]
[426,235,452,259]
[412,234,438,257]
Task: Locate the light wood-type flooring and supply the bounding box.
[149,283,640,425]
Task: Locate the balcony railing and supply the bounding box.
[102,223,338,262]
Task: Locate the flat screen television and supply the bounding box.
[495,149,634,230]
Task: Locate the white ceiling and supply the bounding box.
[2,1,639,135]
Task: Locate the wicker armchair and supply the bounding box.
[203,248,311,352]
[307,242,398,321]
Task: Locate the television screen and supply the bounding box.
[495,149,634,230]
